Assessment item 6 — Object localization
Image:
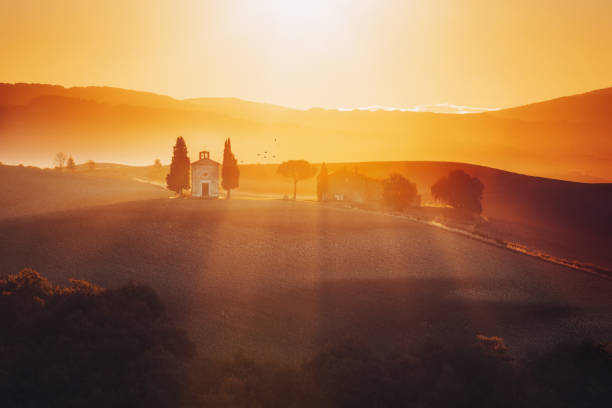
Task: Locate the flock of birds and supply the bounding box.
[249,137,279,162]
[256,151,276,160]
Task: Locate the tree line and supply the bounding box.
[275,159,484,215]
[381,169,484,213]
[53,152,96,172]
[52,141,484,213]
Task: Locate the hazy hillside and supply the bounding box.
[242,161,612,227]
[60,159,612,269]
[0,164,168,219]
[2,199,612,362]
[238,160,612,269]
[0,83,188,110]
[1,83,611,181]
[184,97,297,121]
[488,87,612,124]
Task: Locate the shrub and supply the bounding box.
[431,170,484,214]
[382,173,418,211]
[0,269,194,408]
[525,339,612,407]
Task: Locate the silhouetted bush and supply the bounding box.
[306,340,528,408]
[432,170,484,214]
[3,269,612,407]
[0,269,195,408]
[382,173,418,211]
[525,340,612,408]
[183,337,612,408]
[477,334,509,354]
[182,352,328,408]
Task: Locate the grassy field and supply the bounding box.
[45,160,612,271]
[0,164,168,219]
[1,198,611,363]
[60,160,612,269]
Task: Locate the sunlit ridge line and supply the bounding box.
[334,103,501,114]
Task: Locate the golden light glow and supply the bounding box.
[1,0,612,180]
[1,0,611,110]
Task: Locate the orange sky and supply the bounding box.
[1,0,611,110]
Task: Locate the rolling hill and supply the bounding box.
[238,160,612,271]
[0,164,168,219]
[1,83,611,182]
[0,162,610,363]
[1,198,612,363]
[3,160,610,275]
[488,87,612,124]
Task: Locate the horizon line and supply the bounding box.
[4,80,611,113]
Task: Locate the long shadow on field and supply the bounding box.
[239,276,577,363]
[0,198,229,327]
[2,200,608,364]
[73,199,231,324]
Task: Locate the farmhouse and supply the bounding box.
[328,169,421,207]
[191,150,220,198]
[328,169,382,203]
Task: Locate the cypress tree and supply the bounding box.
[166,136,190,196]
[221,138,239,199]
[66,156,76,172]
[317,163,329,201]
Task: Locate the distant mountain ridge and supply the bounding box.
[333,103,499,114]
[487,87,612,124]
[3,82,611,120]
[1,82,611,181]
[0,83,297,120]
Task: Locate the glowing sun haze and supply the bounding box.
[1,0,612,109]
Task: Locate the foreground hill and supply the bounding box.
[1,83,611,181]
[0,164,168,219]
[3,160,609,269]
[1,199,611,362]
[239,160,612,270]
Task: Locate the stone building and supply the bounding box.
[191,150,220,198]
[328,169,382,203]
[328,169,421,207]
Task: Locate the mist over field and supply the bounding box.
[2,83,612,406]
[2,83,612,183]
[3,0,612,405]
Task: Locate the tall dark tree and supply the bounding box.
[382,173,418,211]
[277,160,317,200]
[317,163,329,201]
[221,138,240,199]
[166,137,190,196]
[431,169,484,214]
